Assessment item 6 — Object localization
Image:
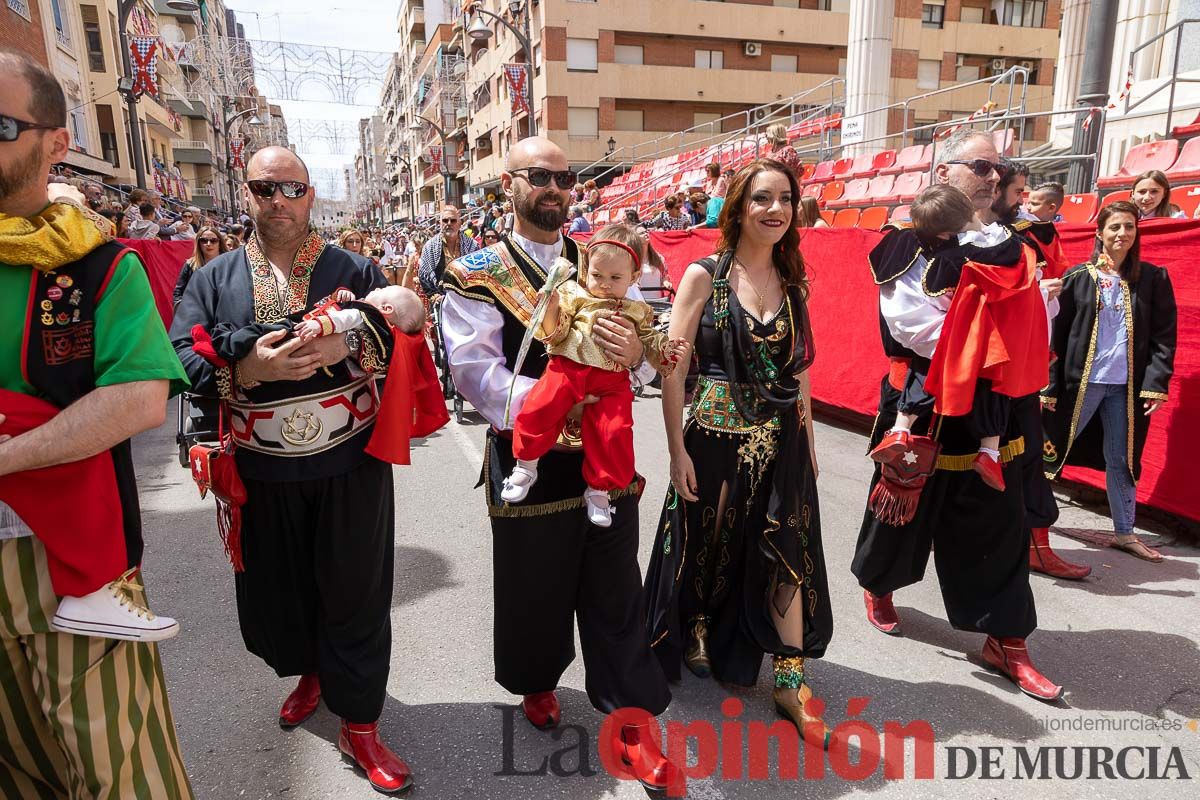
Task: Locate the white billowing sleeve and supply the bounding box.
[441,291,538,430]
[625,283,663,386]
[326,307,365,334]
[878,255,952,359]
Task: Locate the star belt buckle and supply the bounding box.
[281,408,323,446]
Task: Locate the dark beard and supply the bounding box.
[515,187,567,232]
[991,198,1020,225]
[0,152,43,202]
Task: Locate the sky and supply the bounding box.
[227,2,401,195]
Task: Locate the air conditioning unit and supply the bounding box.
[744,41,763,57]
[1018,60,1035,71]
[752,107,771,122]
[991,58,1007,72]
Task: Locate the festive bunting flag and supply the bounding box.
[130,37,160,98]
[230,138,246,170]
[503,64,530,117]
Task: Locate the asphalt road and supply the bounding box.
[135,390,1200,800]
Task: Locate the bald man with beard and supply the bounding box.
[440,137,681,792]
[170,147,417,794]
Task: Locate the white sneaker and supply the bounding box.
[584,489,614,528]
[501,462,539,503]
[51,571,179,642]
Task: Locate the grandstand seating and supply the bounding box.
[832,208,861,228]
[1059,193,1099,223]
[821,180,846,205]
[858,206,890,230]
[1175,184,1200,217]
[1165,136,1200,183]
[889,204,911,223]
[820,210,835,225]
[1097,140,1180,188]
[828,178,869,209]
[1100,189,1131,209]
[831,157,855,180]
[866,174,897,204]
[1171,111,1200,140]
[894,171,928,202]
[849,154,877,179]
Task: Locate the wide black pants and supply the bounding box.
[851,377,1037,639]
[237,456,394,724]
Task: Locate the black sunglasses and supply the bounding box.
[197,237,220,244]
[509,167,577,190]
[441,217,460,225]
[945,159,1008,179]
[246,179,309,199]
[0,113,59,142]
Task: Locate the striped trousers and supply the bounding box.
[0,537,194,799]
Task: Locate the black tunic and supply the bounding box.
[1043,261,1177,481]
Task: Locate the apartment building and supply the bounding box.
[354,115,389,221]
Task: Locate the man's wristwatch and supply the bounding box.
[345,330,363,358]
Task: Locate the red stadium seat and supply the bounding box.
[802,182,824,199]
[881,145,924,175]
[1171,110,1200,139]
[858,206,890,230]
[1097,140,1180,188]
[1100,189,1131,209]
[849,154,877,179]
[820,210,835,225]
[820,180,846,204]
[831,158,855,180]
[866,174,897,204]
[828,178,870,208]
[1174,184,1200,218]
[1165,137,1200,183]
[894,171,928,202]
[810,160,836,182]
[872,150,897,174]
[798,163,816,183]
[889,204,912,223]
[993,129,1014,156]
[832,208,861,228]
[1058,193,1098,224]
[912,144,933,172]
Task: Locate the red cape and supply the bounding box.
[0,389,126,596]
[365,329,450,464]
[925,244,1050,416]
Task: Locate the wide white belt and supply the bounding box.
[228,375,378,457]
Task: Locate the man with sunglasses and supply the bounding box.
[171,146,417,794]
[440,137,679,792]
[0,49,195,797]
[853,128,1066,702]
[417,205,478,303]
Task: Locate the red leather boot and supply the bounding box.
[338,720,414,794]
[981,636,1063,702]
[864,590,901,635]
[1029,527,1091,580]
[521,691,560,730]
[278,674,320,728]
[617,722,681,794]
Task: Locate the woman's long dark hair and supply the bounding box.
[716,158,808,296]
[1093,200,1142,283]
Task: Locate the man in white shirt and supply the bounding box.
[441,136,679,793]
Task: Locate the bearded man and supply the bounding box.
[440,137,681,793]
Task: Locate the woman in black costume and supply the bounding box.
[644,159,833,744]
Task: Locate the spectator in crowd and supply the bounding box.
[1026,182,1065,223]
[502,200,515,233]
[418,204,478,299]
[338,228,365,255]
[703,162,729,199]
[482,228,500,246]
[123,188,149,228]
[799,196,828,228]
[687,192,709,226]
[568,205,592,235]
[584,179,601,210]
[241,219,254,243]
[82,180,104,209]
[1130,170,1186,219]
[766,122,802,179]
[990,159,1030,224]
[223,233,240,250]
[572,182,586,205]
[173,225,227,305]
[126,202,160,239]
[652,194,691,230]
[167,207,198,241]
[635,225,672,300]
[623,208,641,225]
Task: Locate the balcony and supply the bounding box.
[155,0,196,20]
[169,95,209,119]
[189,187,215,209]
[171,139,213,165]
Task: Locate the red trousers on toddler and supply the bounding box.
[512,356,635,491]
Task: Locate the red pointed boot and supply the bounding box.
[864,590,901,635]
[278,674,321,728]
[972,452,1006,491]
[868,429,912,465]
[618,722,681,795]
[1029,527,1091,580]
[521,691,560,730]
[981,636,1063,702]
[338,720,414,795]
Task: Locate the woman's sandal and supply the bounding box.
[1112,537,1164,563]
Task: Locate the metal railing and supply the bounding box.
[1123,18,1200,138]
[170,139,212,151]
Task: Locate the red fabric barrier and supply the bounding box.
[118,238,193,329]
[616,220,1200,522]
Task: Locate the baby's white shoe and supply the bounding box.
[584,488,613,528]
[501,461,539,503]
[51,571,179,642]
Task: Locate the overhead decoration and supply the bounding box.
[503,64,530,116]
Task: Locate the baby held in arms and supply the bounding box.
[502,224,690,526]
[296,285,424,340]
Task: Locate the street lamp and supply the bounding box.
[390,154,417,222]
[409,116,456,205]
[223,104,262,217]
[606,137,616,158]
[465,1,537,136]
